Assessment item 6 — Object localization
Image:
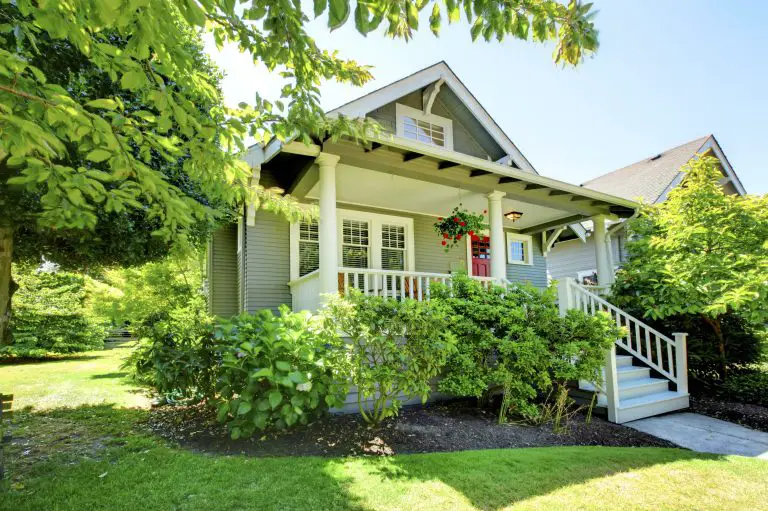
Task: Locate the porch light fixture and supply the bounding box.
[505,210,523,222]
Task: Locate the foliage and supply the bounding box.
[124,296,217,402]
[434,204,487,251]
[91,247,206,329]
[321,292,456,425]
[214,307,350,439]
[434,275,618,422]
[1,264,108,358]
[714,367,768,406]
[611,156,768,377]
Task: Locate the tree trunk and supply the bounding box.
[0,225,15,346]
[702,315,727,379]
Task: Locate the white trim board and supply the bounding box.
[327,61,537,174]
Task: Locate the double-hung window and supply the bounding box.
[506,233,533,265]
[297,219,319,277]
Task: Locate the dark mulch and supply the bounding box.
[689,395,768,433]
[146,399,676,457]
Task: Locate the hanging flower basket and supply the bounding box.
[433,204,488,252]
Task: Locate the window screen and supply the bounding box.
[381,224,406,271]
[509,240,526,263]
[403,116,445,147]
[298,220,319,276]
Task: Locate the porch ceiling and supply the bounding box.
[304,164,571,231]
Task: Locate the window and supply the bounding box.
[403,117,445,147]
[298,220,319,276]
[395,103,453,150]
[506,233,533,265]
[341,219,370,270]
[381,224,406,271]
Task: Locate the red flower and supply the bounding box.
[443,233,449,239]
[468,230,474,236]
[441,240,447,246]
[483,236,489,242]
[456,234,463,240]
[454,217,460,222]
[460,222,466,227]
[438,217,443,221]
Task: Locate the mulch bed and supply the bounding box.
[689,396,768,433]
[146,399,676,457]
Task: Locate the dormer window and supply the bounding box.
[395,103,453,150]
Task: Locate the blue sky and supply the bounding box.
[205,0,768,193]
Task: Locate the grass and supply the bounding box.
[2,343,767,510]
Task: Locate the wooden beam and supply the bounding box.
[548,190,570,196]
[438,161,461,170]
[470,170,491,178]
[543,226,567,255]
[520,215,587,235]
[364,142,382,152]
[498,177,521,184]
[570,195,592,202]
[403,152,425,163]
[524,183,548,191]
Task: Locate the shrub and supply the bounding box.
[3,265,108,358]
[124,296,218,402]
[434,275,618,422]
[321,292,456,425]
[214,307,350,439]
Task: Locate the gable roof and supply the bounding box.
[327,61,537,174]
[582,135,746,203]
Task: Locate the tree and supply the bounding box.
[611,156,768,377]
[0,0,600,344]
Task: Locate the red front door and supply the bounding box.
[471,235,491,277]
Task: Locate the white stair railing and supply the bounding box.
[558,278,688,419]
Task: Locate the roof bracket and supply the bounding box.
[498,177,521,184]
[438,161,461,170]
[470,170,491,178]
[403,152,425,163]
[543,226,566,256]
[422,78,445,115]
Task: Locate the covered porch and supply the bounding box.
[247,134,638,312]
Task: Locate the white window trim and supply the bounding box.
[395,103,454,150]
[506,232,533,266]
[290,208,415,280]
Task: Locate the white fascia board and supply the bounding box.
[327,62,537,174]
[698,136,747,195]
[371,134,640,210]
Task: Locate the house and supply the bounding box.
[207,61,688,423]
[547,135,747,285]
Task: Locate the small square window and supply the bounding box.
[506,233,533,265]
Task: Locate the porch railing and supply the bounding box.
[338,268,500,301]
[558,278,688,422]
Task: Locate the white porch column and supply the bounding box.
[317,153,341,298]
[592,214,612,286]
[487,191,507,282]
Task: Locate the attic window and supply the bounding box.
[395,103,453,150]
[649,154,662,161]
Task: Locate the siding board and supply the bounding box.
[208,224,239,317]
[505,233,548,288]
[244,210,292,313]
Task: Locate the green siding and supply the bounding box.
[366,89,492,160]
[505,233,548,288]
[208,224,239,317]
[413,213,467,273]
[244,210,292,314]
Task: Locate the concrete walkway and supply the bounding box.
[627,412,768,459]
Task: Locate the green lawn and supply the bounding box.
[1,345,767,510]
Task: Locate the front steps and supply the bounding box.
[578,354,689,424]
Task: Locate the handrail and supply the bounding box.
[287,269,320,287]
[568,280,680,383]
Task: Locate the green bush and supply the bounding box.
[716,367,768,406]
[214,307,350,439]
[321,292,456,425]
[433,275,618,422]
[3,265,108,358]
[124,296,218,402]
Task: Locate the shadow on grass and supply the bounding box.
[90,372,130,380]
[0,355,102,366]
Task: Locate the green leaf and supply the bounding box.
[250,367,273,379]
[313,0,327,17]
[268,390,283,409]
[237,401,252,415]
[328,0,350,30]
[85,149,112,163]
[354,2,369,33]
[85,99,118,111]
[275,361,291,372]
[121,70,145,90]
[429,4,441,35]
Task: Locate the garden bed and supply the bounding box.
[689,396,768,433]
[147,399,675,457]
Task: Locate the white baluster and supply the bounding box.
[673,333,688,393]
[343,272,350,296]
[666,341,674,375]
